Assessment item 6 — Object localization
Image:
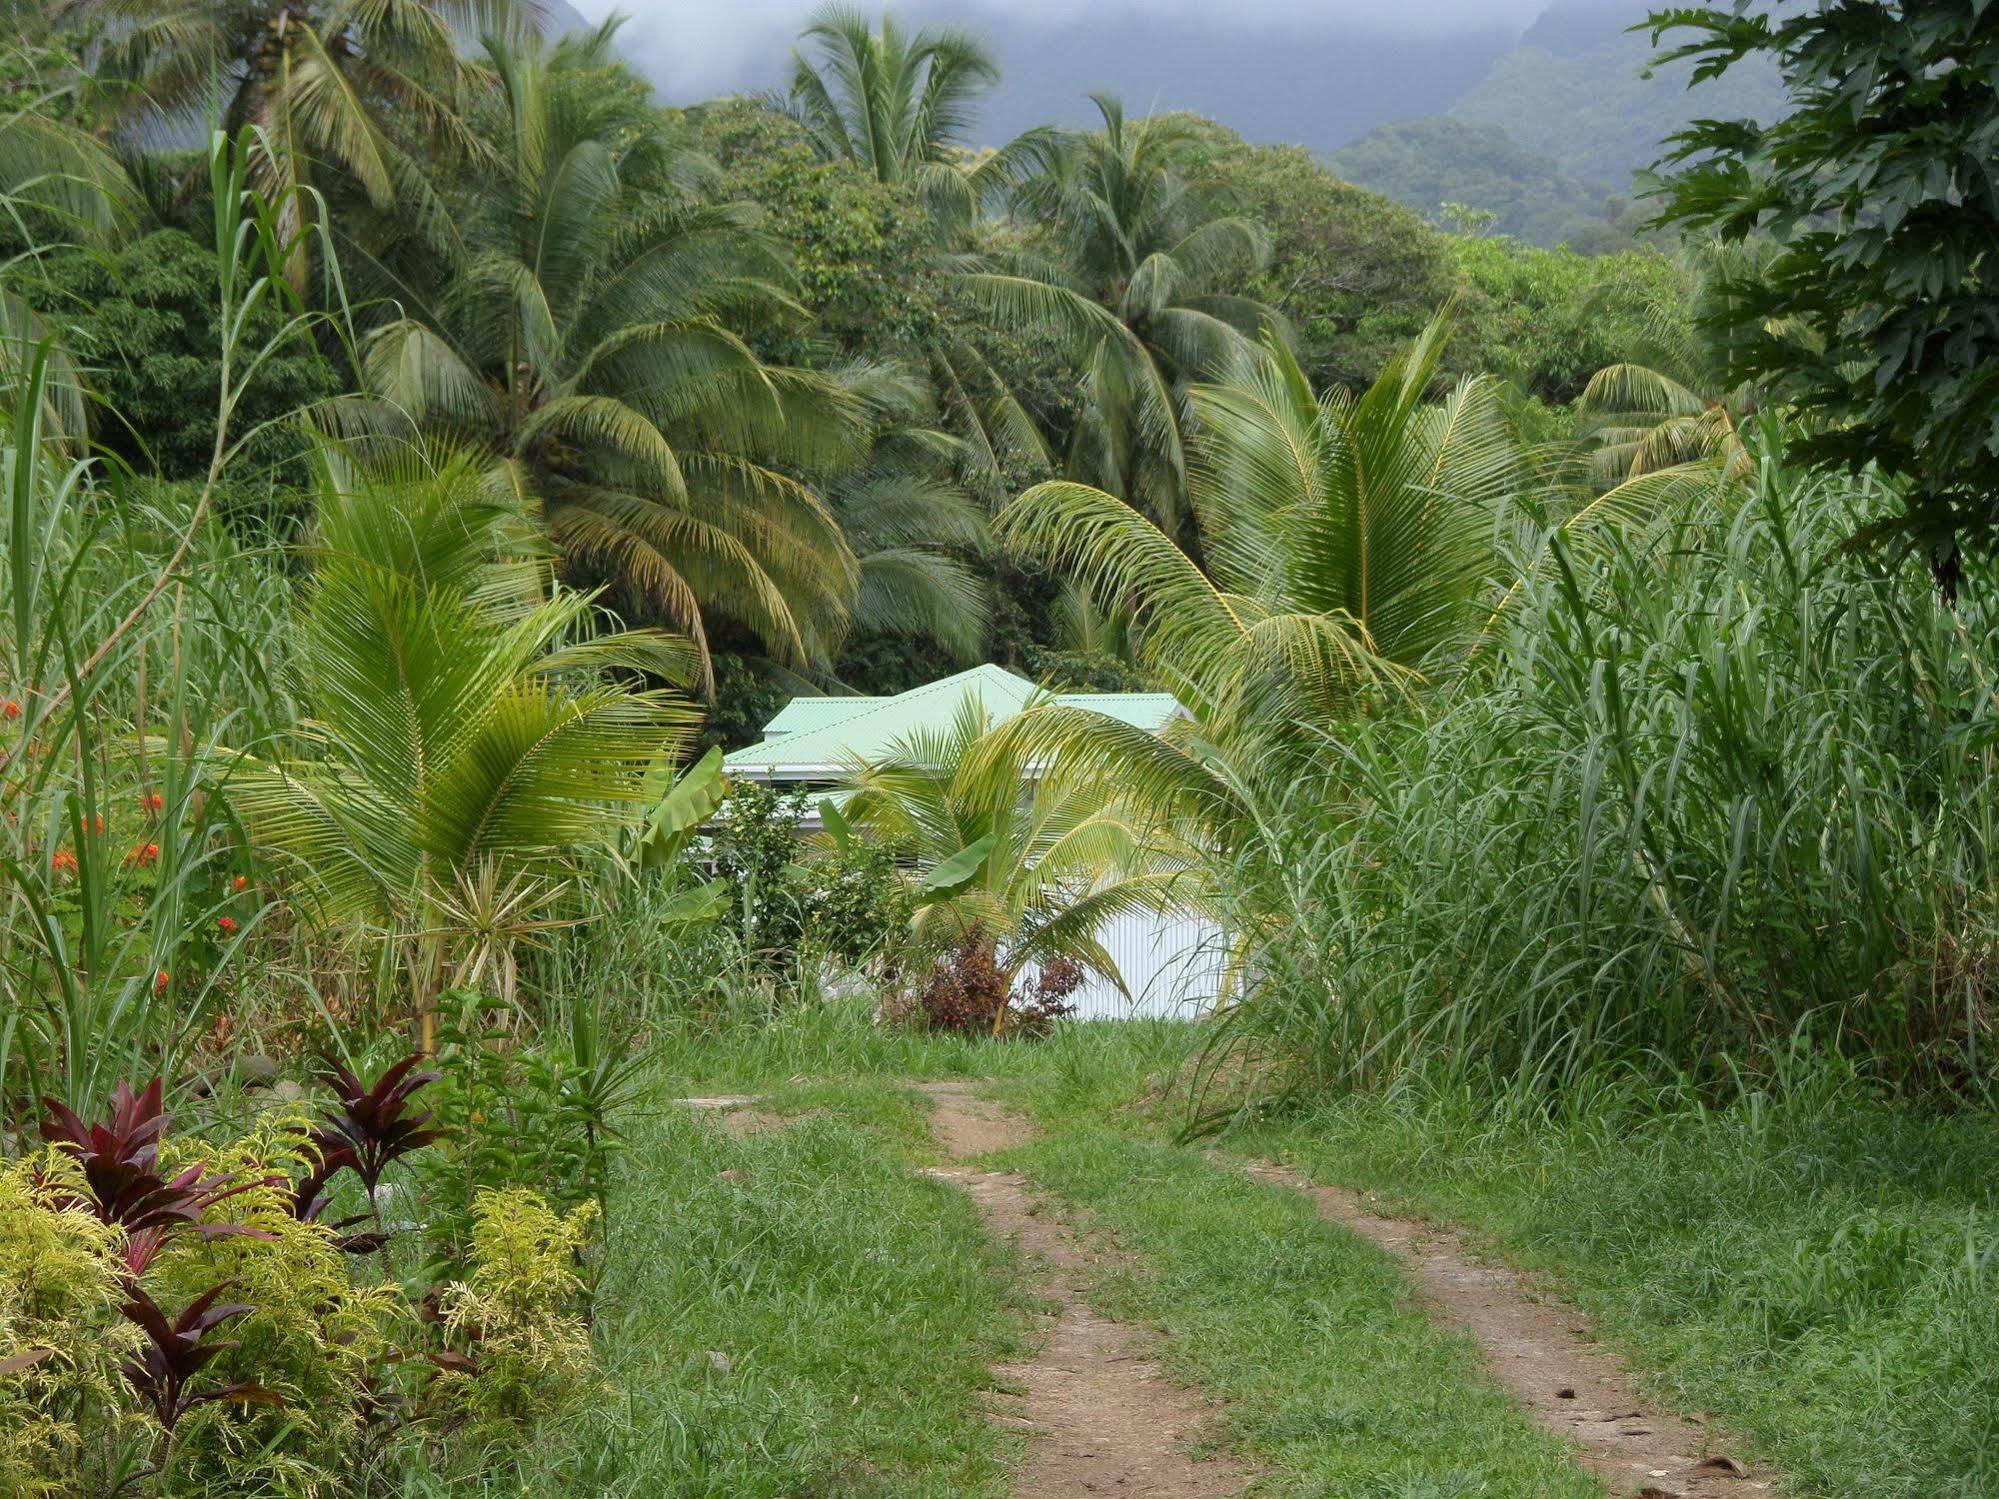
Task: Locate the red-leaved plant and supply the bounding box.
[40,1079,269,1273]
[312,1055,443,1196]
[119,1281,279,1432]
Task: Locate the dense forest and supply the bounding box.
[3,1,1998,1495]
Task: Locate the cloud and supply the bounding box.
[569,0,1550,101]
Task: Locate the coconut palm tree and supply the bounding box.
[996,316,1527,736]
[777,6,1059,501]
[1576,241,1775,489]
[834,695,1200,998]
[963,95,1275,543]
[985,317,1706,851]
[342,29,871,688]
[229,443,698,1042]
[54,0,524,240]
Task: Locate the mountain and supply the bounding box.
[1324,0,1785,247]
[1322,118,1619,247]
[1446,0,1785,189]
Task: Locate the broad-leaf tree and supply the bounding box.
[1649,0,1999,589]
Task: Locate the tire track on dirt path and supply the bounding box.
[916,1083,1258,1498]
[1235,1158,1774,1499]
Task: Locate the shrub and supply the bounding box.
[901,929,1081,1038]
[436,1189,598,1429]
[0,1154,138,1497]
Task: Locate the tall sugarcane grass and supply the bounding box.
[1209,427,1999,1103]
[0,128,340,1120]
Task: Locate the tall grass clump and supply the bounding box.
[1220,428,1999,1100]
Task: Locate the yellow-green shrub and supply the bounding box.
[438,1189,599,1427]
[0,1153,141,1497]
[153,1118,402,1498]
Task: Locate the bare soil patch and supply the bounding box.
[919,1083,1256,1498]
[1237,1159,1772,1499]
[669,1095,790,1138]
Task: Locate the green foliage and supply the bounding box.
[437,1189,598,1429]
[963,96,1274,535]
[1179,122,1453,390]
[35,231,340,482]
[688,99,942,363]
[351,31,866,679]
[836,696,1191,991]
[1216,437,1999,1098]
[227,446,697,1039]
[1449,232,1694,403]
[1650,0,1999,579]
[1324,116,1623,248]
[703,780,913,973]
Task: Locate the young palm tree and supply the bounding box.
[964,96,1275,541]
[996,317,1526,736]
[984,318,1708,864]
[1576,241,1773,489]
[835,696,1199,996]
[344,29,870,687]
[54,0,526,236]
[229,443,698,1043]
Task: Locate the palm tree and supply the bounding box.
[834,696,1199,998]
[984,317,1705,857]
[778,6,1058,501]
[782,4,1003,213]
[54,0,528,244]
[0,13,139,249]
[996,318,1527,736]
[1576,241,1771,489]
[230,443,698,1043]
[964,96,1275,541]
[343,29,870,688]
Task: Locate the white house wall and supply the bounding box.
[1021,909,1228,1021]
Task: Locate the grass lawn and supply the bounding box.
[462,1005,1999,1498]
[1247,1079,1999,1498]
[453,1076,1029,1497]
[1002,1122,1605,1496]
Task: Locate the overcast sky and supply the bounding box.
[567,0,1555,107]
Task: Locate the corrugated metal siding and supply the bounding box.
[1021,910,1227,1021]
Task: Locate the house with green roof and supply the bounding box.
[722,664,1187,782]
[722,666,1219,1021]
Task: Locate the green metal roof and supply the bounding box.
[723,664,1184,777]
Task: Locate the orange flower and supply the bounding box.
[91,815,104,836]
[2,699,19,720]
[128,842,159,867]
[50,849,77,876]
[216,915,238,935]
[141,791,164,815]
[154,969,171,994]
[231,874,249,892]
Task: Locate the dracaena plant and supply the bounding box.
[284,1140,389,1257]
[313,1055,443,1221]
[119,1281,279,1434]
[39,1079,267,1274]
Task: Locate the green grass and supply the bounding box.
[998,1122,1604,1496]
[1246,1076,1999,1498]
[459,1077,1029,1497]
